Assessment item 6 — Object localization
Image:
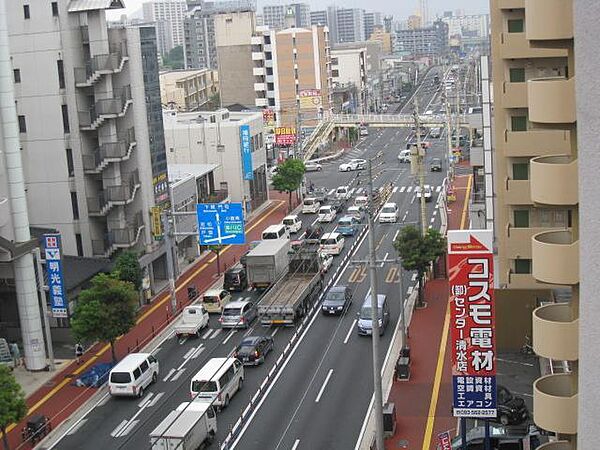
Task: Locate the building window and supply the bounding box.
[18,115,26,133]
[513,209,530,228]
[75,233,83,256]
[511,115,527,131]
[507,19,524,33]
[71,192,80,220]
[66,148,74,176]
[512,162,529,180]
[61,104,70,133]
[13,69,21,83]
[23,4,30,19]
[57,60,65,89]
[51,2,58,16]
[514,259,531,274]
[332,69,339,77]
[509,68,525,83]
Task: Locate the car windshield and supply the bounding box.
[110,372,131,384]
[321,238,337,245]
[319,208,330,214]
[203,295,218,303]
[238,344,257,354]
[192,380,218,393]
[304,199,315,205]
[337,188,347,193]
[283,219,295,225]
[223,307,242,316]
[225,273,239,282]
[263,232,278,239]
[338,219,352,226]
[382,206,396,214]
[325,291,345,303]
[360,305,382,320]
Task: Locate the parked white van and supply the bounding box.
[109,353,159,398]
[320,232,345,256]
[302,197,321,214]
[191,358,244,410]
[262,224,289,240]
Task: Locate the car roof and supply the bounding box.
[224,300,251,308]
[339,216,354,221]
[348,205,362,210]
[111,353,153,372]
[283,215,298,220]
[192,357,238,382]
[204,288,225,295]
[321,232,341,239]
[263,224,285,232]
[240,336,262,345]
[319,205,332,209]
[362,294,387,306]
[383,202,397,207]
[329,285,347,293]
[337,185,349,189]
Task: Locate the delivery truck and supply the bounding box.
[245,239,290,289]
[149,402,217,450]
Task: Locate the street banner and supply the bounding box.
[299,89,322,109]
[43,234,68,318]
[240,124,254,180]
[437,431,452,450]
[447,229,497,418]
[275,126,297,146]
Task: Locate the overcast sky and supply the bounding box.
[107,0,488,21]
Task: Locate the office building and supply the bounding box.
[163,109,268,211]
[489,0,596,447]
[363,11,383,40]
[310,9,328,26]
[334,7,365,44]
[394,20,448,58]
[369,26,393,54]
[252,25,333,129]
[160,69,218,110]
[262,3,310,30]
[142,0,187,54]
[441,13,489,39]
[383,15,393,33]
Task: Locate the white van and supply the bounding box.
[320,232,345,256]
[379,202,399,223]
[354,196,369,208]
[109,353,159,398]
[335,186,351,200]
[261,224,289,241]
[191,357,244,409]
[302,197,321,214]
[281,215,302,234]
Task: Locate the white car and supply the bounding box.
[319,252,334,273]
[415,185,433,202]
[305,162,323,172]
[379,202,399,223]
[335,185,352,200]
[398,150,411,163]
[282,215,302,233]
[317,205,336,223]
[430,127,442,138]
[339,159,367,172]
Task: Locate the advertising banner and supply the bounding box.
[299,89,322,109]
[275,126,297,146]
[262,108,275,126]
[43,234,68,318]
[240,124,254,180]
[437,431,452,450]
[447,229,497,418]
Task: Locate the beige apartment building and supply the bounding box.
[491,0,586,447]
[160,69,218,110]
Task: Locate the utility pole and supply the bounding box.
[444,89,455,182]
[366,158,385,450]
[413,98,427,236]
[33,248,55,371]
[162,212,178,315]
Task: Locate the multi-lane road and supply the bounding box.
[51,67,447,450]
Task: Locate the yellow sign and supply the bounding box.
[150,206,162,239]
[299,89,322,109]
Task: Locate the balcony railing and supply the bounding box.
[79,85,132,130]
[74,43,129,87]
[199,189,229,204]
[82,128,136,173]
[92,211,144,257]
[87,170,140,216]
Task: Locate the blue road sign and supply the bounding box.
[240,124,254,180]
[43,234,68,318]
[197,203,246,245]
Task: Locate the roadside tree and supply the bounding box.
[0,365,27,450]
[209,245,224,276]
[114,251,142,291]
[271,158,306,211]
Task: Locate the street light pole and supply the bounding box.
[413,98,427,237]
[397,258,407,346]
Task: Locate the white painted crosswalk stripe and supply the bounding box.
[211,328,222,339]
[436,186,442,192]
[392,186,398,193]
[328,189,335,196]
[406,186,413,192]
[399,186,406,193]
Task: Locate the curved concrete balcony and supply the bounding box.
[533,304,579,361]
[533,374,578,434]
[532,230,579,285]
[530,155,578,205]
[527,77,576,124]
[0,197,9,228]
[537,442,574,450]
[526,0,573,41]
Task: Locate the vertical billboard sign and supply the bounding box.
[447,229,496,418]
[240,124,254,180]
[43,234,68,318]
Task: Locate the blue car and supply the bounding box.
[336,216,359,236]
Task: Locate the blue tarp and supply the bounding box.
[74,362,114,388]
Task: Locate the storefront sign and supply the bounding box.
[43,234,68,318]
[240,124,254,180]
[275,126,297,146]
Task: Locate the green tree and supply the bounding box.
[209,245,224,276]
[0,365,27,450]
[114,251,142,291]
[348,127,359,143]
[394,225,446,308]
[205,92,221,111]
[271,158,306,211]
[162,45,184,69]
[71,274,138,363]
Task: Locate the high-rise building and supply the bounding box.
[363,11,383,40]
[394,20,448,58]
[407,14,422,30]
[142,0,187,54]
[183,0,255,70]
[369,26,392,54]
[262,3,310,30]
[383,15,393,33]
[310,9,328,26]
[334,7,365,44]
[441,13,489,39]
[489,0,593,446]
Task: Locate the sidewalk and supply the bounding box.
[385,174,472,450]
[5,191,292,450]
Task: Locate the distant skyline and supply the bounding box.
[107,0,488,22]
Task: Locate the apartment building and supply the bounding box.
[262,3,310,30]
[252,25,333,129]
[490,0,586,447]
[369,26,392,54]
[142,0,187,54]
[160,69,218,110]
[363,11,383,40]
[334,7,365,44]
[309,10,327,27]
[394,20,448,58]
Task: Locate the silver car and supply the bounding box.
[219,300,257,328]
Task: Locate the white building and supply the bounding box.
[331,46,368,113]
[142,0,187,53]
[163,109,269,213]
[262,3,310,30]
[441,13,489,39]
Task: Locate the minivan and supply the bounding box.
[398,149,411,163]
[320,232,345,256]
[302,197,321,214]
[219,300,257,328]
[357,294,390,336]
[108,353,159,398]
[282,215,302,234]
[379,202,399,223]
[223,265,247,292]
[335,186,351,200]
[354,196,369,208]
[262,224,289,240]
[202,289,232,314]
[191,357,244,409]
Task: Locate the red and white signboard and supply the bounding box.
[447,229,497,418]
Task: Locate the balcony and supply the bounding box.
[530,155,578,205]
[501,82,527,108]
[527,77,576,124]
[74,43,129,87]
[251,52,264,61]
[536,443,574,450]
[533,303,579,361]
[87,170,141,216]
[82,128,137,173]
[265,60,273,68]
[254,82,266,91]
[504,179,531,205]
[525,0,573,41]
[532,230,579,285]
[92,211,144,257]
[266,75,275,83]
[253,67,265,76]
[498,0,524,8]
[499,32,568,59]
[505,226,552,259]
[251,36,262,45]
[0,197,8,228]
[255,98,268,107]
[504,129,572,157]
[507,272,549,289]
[79,86,133,131]
[533,374,578,434]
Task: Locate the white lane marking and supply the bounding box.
[153,347,161,354]
[148,392,164,407]
[178,337,187,345]
[399,186,406,193]
[315,369,334,403]
[349,188,355,196]
[183,347,196,360]
[162,368,176,382]
[393,229,400,241]
[402,211,409,221]
[110,420,128,438]
[407,286,414,295]
[436,185,442,192]
[118,419,139,437]
[171,368,186,382]
[191,346,205,359]
[292,439,300,450]
[97,395,111,407]
[383,252,389,262]
[406,186,413,192]
[138,392,154,408]
[202,329,214,339]
[392,186,398,193]
[433,209,438,216]
[429,224,433,229]
[344,319,357,344]
[430,217,435,223]
[222,330,237,345]
[411,273,417,281]
[271,327,280,337]
[177,344,203,370]
[328,188,335,196]
[66,418,87,436]
[410,195,416,205]
[211,328,223,339]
